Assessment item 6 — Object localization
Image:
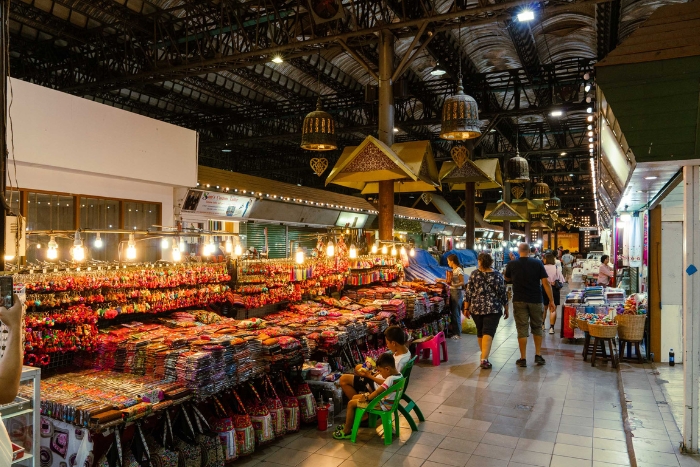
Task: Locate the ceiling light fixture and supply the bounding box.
[550,110,563,117]
[94,233,103,249]
[645,176,658,180]
[271,56,284,64]
[517,10,535,21]
[430,62,447,76]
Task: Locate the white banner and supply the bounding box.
[629,214,642,267]
[181,189,255,218]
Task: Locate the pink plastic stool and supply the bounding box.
[415,331,448,366]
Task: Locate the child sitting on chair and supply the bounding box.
[333,353,402,440]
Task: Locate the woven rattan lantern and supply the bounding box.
[531,181,551,200]
[506,154,529,183]
[440,81,481,140]
[546,194,561,211]
[301,98,337,151]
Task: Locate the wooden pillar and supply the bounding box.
[378,181,394,241]
[465,182,475,248]
[649,206,661,362]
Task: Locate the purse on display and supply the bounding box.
[247,382,275,446]
[279,376,300,433]
[228,390,256,457]
[207,397,237,462]
[173,406,202,467]
[262,375,286,438]
[294,381,318,424]
[189,405,225,467]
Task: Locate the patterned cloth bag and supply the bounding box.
[208,397,237,462]
[247,382,275,446]
[95,430,123,467]
[189,405,225,467]
[229,390,256,457]
[295,381,317,424]
[173,406,202,467]
[279,376,300,433]
[262,375,286,438]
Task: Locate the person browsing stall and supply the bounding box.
[333,353,402,440]
[504,243,555,367]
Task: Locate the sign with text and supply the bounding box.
[579,227,598,231]
[181,189,255,218]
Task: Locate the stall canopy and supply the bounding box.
[484,201,529,223]
[439,158,503,191]
[440,250,477,268]
[326,136,434,190]
[360,141,441,194]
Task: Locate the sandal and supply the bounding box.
[451,335,461,340]
[333,425,345,434]
[333,431,352,440]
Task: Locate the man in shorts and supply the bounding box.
[504,243,556,367]
[561,249,574,283]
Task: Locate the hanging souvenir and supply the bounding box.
[310,158,329,176]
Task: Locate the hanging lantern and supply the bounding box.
[506,154,530,183]
[301,98,337,151]
[546,194,561,211]
[531,181,551,200]
[440,80,481,140]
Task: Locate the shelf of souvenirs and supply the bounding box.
[348,256,399,271]
[16,263,231,294]
[237,257,349,283]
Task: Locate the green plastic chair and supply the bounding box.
[398,355,425,431]
[350,378,406,445]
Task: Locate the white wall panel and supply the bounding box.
[8,78,197,188]
[661,221,683,362]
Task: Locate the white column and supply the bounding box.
[683,164,700,452]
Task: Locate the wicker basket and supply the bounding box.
[577,318,589,332]
[588,323,618,339]
[616,314,646,341]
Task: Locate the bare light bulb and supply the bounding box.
[326,240,335,257]
[161,238,169,249]
[371,244,378,254]
[400,246,406,255]
[295,248,305,264]
[349,244,357,259]
[172,242,182,262]
[47,236,58,260]
[225,237,233,254]
[381,244,388,255]
[72,232,85,262]
[127,234,137,260]
[234,243,242,256]
[36,243,41,249]
[94,233,103,249]
[409,247,415,257]
[391,246,397,257]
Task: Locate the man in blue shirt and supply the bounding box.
[505,243,556,367]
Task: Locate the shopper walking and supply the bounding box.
[561,249,574,283]
[464,252,508,369]
[543,254,565,335]
[504,243,556,367]
[598,255,614,286]
[439,254,464,340]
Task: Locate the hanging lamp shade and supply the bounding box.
[506,154,530,183]
[531,181,551,200]
[440,80,481,140]
[301,98,337,151]
[546,194,561,211]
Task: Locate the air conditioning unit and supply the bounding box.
[5,216,26,259]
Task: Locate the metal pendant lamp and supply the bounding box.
[531,180,551,200]
[546,192,561,211]
[301,52,337,151]
[505,121,529,183]
[440,25,481,141]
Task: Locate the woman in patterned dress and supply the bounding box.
[463,252,509,369]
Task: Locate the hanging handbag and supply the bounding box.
[247,382,275,446]
[173,406,202,467]
[96,430,123,467]
[207,397,237,462]
[229,390,256,457]
[279,376,301,433]
[294,380,317,424]
[189,405,225,467]
[262,375,286,438]
[146,435,178,467]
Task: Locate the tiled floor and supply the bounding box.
[619,359,700,466]
[234,287,663,467]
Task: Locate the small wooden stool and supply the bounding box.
[591,337,618,368]
[582,331,608,362]
[618,339,644,363]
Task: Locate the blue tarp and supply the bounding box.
[404,249,449,283]
[440,249,478,268]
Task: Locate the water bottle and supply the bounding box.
[327,397,334,428]
[669,349,675,366]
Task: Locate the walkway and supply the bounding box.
[237,296,644,467]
